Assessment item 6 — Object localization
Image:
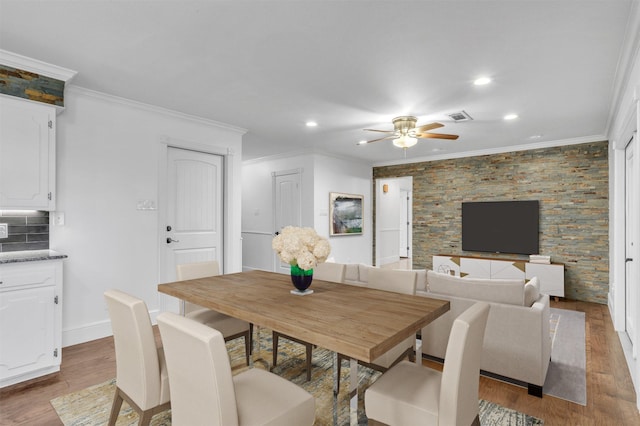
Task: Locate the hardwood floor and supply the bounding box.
[0,300,638,425]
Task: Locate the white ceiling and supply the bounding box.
[0,0,635,165]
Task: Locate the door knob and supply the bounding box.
[167,237,180,244]
[627,258,634,262]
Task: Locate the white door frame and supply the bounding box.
[157,135,233,311]
[625,135,638,352]
[611,96,640,410]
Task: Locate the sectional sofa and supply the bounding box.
[342,264,551,396]
[419,270,551,396]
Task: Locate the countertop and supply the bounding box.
[0,250,68,264]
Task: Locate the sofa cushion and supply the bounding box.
[524,277,540,307]
[358,264,374,283]
[427,270,526,306]
[344,264,360,282]
[414,269,427,292]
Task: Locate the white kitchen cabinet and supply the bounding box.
[0,95,56,210]
[433,255,565,297]
[0,259,63,387]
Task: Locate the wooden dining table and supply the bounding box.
[158,269,450,425]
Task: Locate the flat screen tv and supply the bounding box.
[462,200,539,255]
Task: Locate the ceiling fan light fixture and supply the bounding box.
[393,134,418,148]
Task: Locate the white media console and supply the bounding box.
[433,254,565,297]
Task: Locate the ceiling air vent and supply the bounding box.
[447,110,473,122]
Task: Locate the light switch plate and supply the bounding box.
[0,223,8,239]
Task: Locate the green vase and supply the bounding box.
[290,264,313,291]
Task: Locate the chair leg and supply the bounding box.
[273,331,279,367]
[138,409,154,426]
[336,354,343,393]
[244,329,251,366]
[249,323,254,354]
[305,343,313,381]
[108,388,124,426]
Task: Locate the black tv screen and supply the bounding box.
[462,200,539,255]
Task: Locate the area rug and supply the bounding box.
[545,307,587,405]
[51,328,543,425]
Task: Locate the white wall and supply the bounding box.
[52,87,244,346]
[313,154,372,265]
[241,154,315,272]
[242,153,372,271]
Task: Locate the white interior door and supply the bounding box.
[273,169,301,273]
[626,136,637,350]
[399,189,409,258]
[161,147,223,311]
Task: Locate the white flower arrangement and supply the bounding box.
[272,226,331,271]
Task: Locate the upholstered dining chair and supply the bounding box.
[157,311,316,426]
[272,262,346,381]
[365,302,490,426]
[104,289,171,426]
[335,268,418,391]
[176,260,253,365]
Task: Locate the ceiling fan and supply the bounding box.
[362,116,459,148]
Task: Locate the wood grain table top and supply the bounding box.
[158,270,450,363]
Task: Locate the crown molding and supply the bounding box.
[0,50,77,83]
[66,85,247,135]
[372,135,607,167]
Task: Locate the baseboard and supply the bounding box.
[62,309,163,347]
[62,319,112,347]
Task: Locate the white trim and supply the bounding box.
[272,167,304,177]
[62,309,162,347]
[373,134,607,167]
[67,85,247,134]
[0,49,78,83]
[242,230,274,236]
[62,318,112,348]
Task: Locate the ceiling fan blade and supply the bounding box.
[363,128,395,133]
[364,135,395,144]
[416,132,459,140]
[413,122,444,133]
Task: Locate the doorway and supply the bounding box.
[375,176,413,266]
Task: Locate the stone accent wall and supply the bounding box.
[0,65,65,106]
[373,141,609,304]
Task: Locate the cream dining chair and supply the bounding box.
[336,267,417,391]
[176,260,253,365]
[104,289,171,426]
[365,302,490,426]
[157,311,315,426]
[272,262,346,381]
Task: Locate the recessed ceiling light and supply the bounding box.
[473,77,492,86]
[504,113,518,120]
[529,134,543,140]
[432,148,443,152]
[305,121,318,127]
[357,140,368,145]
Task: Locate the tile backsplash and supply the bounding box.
[0,210,49,252]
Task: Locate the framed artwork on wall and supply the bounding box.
[330,192,363,236]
